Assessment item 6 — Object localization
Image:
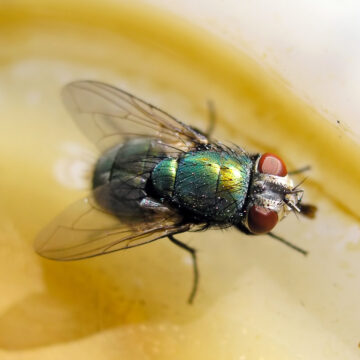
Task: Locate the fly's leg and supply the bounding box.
[168,234,199,304]
[268,232,308,256]
[192,100,215,139]
[288,165,311,175]
[139,198,174,215]
[205,99,216,138]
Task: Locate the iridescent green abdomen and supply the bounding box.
[152,150,252,223]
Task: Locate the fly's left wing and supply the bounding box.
[35,187,189,260]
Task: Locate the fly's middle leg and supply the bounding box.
[168,234,199,304]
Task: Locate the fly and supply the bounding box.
[35,81,317,303]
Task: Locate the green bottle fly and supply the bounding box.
[35,81,316,303]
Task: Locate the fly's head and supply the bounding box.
[239,153,316,235]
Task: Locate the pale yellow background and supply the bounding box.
[0,1,360,359]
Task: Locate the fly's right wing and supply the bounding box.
[35,81,202,260]
[62,81,209,152]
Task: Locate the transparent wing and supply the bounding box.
[62,80,208,151]
[35,190,189,261]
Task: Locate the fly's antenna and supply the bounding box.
[268,232,308,256]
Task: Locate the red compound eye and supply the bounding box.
[248,205,278,234]
[258,153,287,177]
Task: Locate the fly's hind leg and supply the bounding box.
[192,100,216,139]
[168,234,199,304]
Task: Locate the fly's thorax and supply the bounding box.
[151,158,178,197]
[151,150,252,223]
[239,153,304,234]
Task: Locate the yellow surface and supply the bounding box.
[0,1,360,359]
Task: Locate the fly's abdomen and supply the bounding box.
[152,150,252,223]
[92,138,167,219]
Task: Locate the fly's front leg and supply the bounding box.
[168,234,199,304]
[268,232,308,256]
[288,165,311,175]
